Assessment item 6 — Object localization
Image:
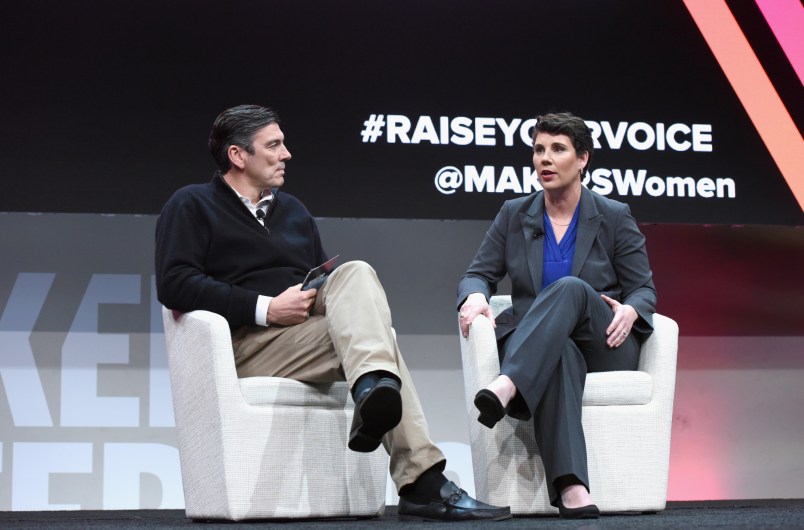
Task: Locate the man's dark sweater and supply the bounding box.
[155,175,327,328]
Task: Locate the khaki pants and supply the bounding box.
[231,260,445,490]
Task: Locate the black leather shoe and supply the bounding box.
[348,377,402,452]
[474,389,506,428]
[556,497,600,519]
[398,480,512,521]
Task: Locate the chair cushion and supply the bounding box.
[239,377,353,409]
[583,370,652,406]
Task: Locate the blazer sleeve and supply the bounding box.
[613,204,657,336]
[457,201,511,309]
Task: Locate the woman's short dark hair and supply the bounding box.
[533,112,594,171]
[208,105,280,172]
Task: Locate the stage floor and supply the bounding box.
[1,500,803,529]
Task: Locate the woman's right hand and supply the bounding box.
[459,293,496,338]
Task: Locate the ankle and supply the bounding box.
[352,370,401,400]
[487,375,516,407]
[560,484,593,508]
[399,462,447,501]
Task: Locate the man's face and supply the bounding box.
[241,123,292,189]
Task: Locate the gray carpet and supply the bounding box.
[1,500,803,529]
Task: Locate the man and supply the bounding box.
[155,104,510,522]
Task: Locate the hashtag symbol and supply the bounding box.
[361,114,385,143]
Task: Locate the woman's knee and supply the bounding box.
[535,277,599,313]
[552,276,594,297]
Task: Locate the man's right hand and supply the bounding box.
[267,284,317,325]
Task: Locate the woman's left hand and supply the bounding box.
[601,294,638,348]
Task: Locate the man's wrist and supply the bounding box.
[256,295,273,326]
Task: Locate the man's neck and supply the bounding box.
[221,172,263,205]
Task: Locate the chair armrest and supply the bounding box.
[459,315,501,400]
[489,295,512,318]
[161,308,244,425]
[638,313,679,407]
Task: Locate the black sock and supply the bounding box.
[399,461,448,501]
[351,370,401,400]
[352,372,380,400]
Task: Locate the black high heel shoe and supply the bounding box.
[473,389,507,428]
[556,497,600,519]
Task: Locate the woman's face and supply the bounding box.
[532,132,589,194]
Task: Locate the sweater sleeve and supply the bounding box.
[155,190,258,328]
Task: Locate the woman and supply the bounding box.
[457,112,656,519]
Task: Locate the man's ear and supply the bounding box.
[228,145,247,170]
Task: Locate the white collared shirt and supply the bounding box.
[226,184,274,326]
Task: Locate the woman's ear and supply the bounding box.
[578,150,590,169]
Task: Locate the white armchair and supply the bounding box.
[460,296,678,514]
[162,308,388,521]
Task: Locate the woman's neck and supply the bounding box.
[545,183,581,219]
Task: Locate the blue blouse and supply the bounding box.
[541,204,581,289]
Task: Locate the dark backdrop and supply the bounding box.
[2,0,802,224]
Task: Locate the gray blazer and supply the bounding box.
[457,186,657,343]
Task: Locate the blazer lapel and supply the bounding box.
[519,194,545,293]
[572,187,602,276]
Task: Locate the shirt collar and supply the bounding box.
[223,180,273,211]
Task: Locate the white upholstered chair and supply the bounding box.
[460,296,678,514]
[162,308,388,521]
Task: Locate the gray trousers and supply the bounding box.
[231,260,445,491]
[500,276,640,504]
